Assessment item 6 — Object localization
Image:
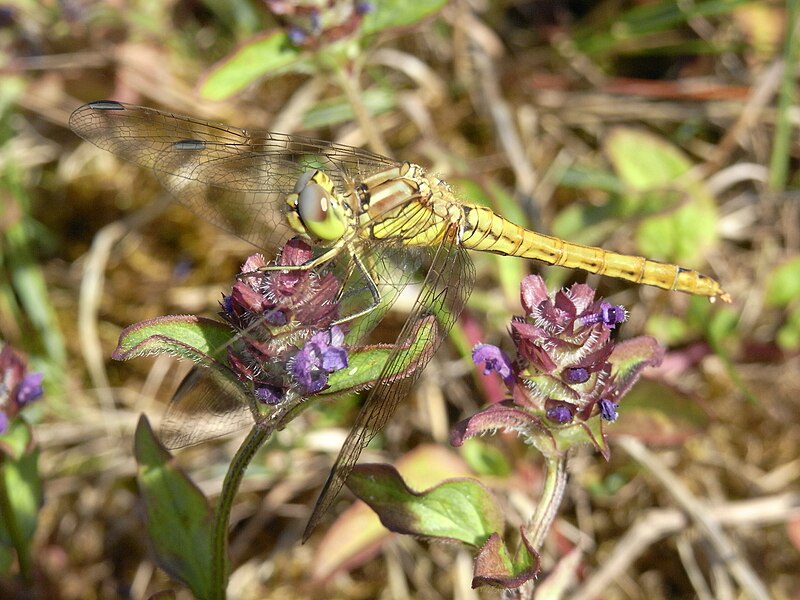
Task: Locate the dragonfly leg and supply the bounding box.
[332,252,382,328]
[252,242,347,274]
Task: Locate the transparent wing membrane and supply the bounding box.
[69,101,399,250]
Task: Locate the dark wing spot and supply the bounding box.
[87,100,125,111]
[173,139,207,151]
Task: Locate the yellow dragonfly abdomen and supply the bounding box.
[459,203,731,303]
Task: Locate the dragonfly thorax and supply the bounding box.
[285,170,350,243]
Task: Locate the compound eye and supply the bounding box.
[297,182,346,241]
[293,171,315,193]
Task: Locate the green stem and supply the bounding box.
[768,0,800,191]
[209,425,269,598]
[0,455,32,582]
[525,454,568,550]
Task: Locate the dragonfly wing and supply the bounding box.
[69,101,400,250]
[303,222,476,540]
[159,366,255,449]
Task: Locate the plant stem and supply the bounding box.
[209,425,269,598]
[768,0,800,191]
[525,454,568,550]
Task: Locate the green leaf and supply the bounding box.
[472,529,540,589]
[0,417,34,460]
[113,315,233,364]
[605,127,719,264]
[324,317,438,396]
[312,445,472,582]
[361,0,448,36]
[198,31,305,101]
[459,438,512,477]
[766,257,800,306]
[134,416,214,597]
[346,463,503,547]
[0,420,42,579]
[301,88,396,129]
[573,0,751,58]
[777,308,800,351]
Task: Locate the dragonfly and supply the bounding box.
[70,100,730,539]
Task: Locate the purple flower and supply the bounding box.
[545,400,575,424]
[221,237,350,406]
[293,326,348,394]
[255,385,284,406]
[17,372,43,406]
[472,344,514,385]
[287,26,308,45]
[456,275,663,457]
[579,301,628,329]
[598,398,618,422]
[563,367,589,384]
[1,344,44,431]
[221,239,340,334]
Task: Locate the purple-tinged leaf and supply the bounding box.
[608,336,665,398]
[134,416,214,597]
[346,463,503,547]
[313,445,472,582]
[472,528,540,589]
[113,315,233,366]
[451,402,558,455]
[451,401,611,460]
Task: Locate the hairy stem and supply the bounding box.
[210,426,269,598]
[526,454,568,550]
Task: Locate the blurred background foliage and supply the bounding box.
[0,0,798,598]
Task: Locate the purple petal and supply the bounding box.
[355,2,373,14]
[220,294,234,315]
[563,367,589,384]
[255,385,283,405]
[292,343,321,389]
[264,307,288,326]
[321,346,348,372]
[598,398,618,422]
[545,400,575,424]
[0,412,8,434]
[600,302,628,328]
[287,26,307,45]
[578,302,628,329]
[472,344,513,383]
[329,325,345,347]
[16,372,43,406]
[293,327,349,393]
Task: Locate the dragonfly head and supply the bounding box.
[286,170,348,242]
